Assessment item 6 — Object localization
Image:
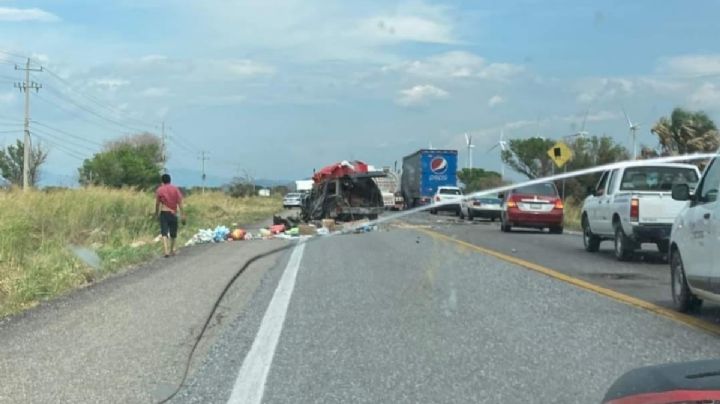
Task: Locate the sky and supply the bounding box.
[1,0,720,186]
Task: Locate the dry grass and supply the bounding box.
[564,198,582,231]
[0,188,280,317]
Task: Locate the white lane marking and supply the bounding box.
[227,241,306,404]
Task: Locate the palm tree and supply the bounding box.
[651,108,720,155]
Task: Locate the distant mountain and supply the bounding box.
[165,168,292,188]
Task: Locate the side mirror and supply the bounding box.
[497,193,505,200]
[672,184,690,201]
[586,186,595,197]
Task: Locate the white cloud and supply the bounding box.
[689,83,720,108]
[141,87,169,97]
[0,7,59,22]
[576,78,634,103]
[89,78,131,91]
[220,59,275,77]
[658,54,720,76]
[488,95,505,107]
[396,84,448,106]
[357,15,455,44]
[384,51,524,81]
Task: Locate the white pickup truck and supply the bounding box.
[581,162,701,261]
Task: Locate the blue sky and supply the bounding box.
[1,0,720,185]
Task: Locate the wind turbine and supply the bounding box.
[488,129,508,179]
[622,107,640,160]
[576,108,590,137]
[464,133,475,169]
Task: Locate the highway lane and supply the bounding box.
[409,212,720,324]
[178,213,720,403]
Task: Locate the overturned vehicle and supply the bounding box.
[301,161,385,222]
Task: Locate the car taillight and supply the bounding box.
[630,198,639,221]
[554,199,564,209]
[506,200,517,208]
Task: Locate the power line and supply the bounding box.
[31,127,97,154]
[32,121,105,147]
[41,67,157,129]
[42,84,150,133]
[35,92,134,137]
[31,133,87,161]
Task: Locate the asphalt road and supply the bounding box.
[178,211,720,403]
[3,210,720,403]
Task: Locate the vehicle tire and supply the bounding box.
[430,208,437,214]
[500,214,512,232]
[656,240,670,254]
[582,216,601,252]
[467,211,474,221]
[614,225,635,261]
[671,249,703,312]
[549,225,564,234]
[455,208,461,217]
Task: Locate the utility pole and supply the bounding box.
[14,58,42,190]
[198,150,209,193]
[157,120,171,173]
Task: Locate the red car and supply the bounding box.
[499,182,564,234]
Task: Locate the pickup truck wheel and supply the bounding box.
[671,250,703,312]
[614,225,635,261]
[582,217,601,252]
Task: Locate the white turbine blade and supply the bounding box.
[622,107,633,128]
[500,128,505,141]
[499,140,508,151]
[464,132,470,145]
[581,108,589,132]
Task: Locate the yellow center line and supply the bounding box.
[416,227,720,337]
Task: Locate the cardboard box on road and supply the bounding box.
[298,224,317,235]
[321,219,336,232]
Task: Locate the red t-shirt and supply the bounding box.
[156,184,183,213]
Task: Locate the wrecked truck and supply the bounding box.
[301,161,385,222]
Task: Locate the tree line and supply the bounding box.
[460,107,719,202]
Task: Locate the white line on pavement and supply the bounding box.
[227,241,306,404]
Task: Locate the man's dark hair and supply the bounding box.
[161,174,171,184]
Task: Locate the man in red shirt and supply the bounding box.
[155,174,183,257]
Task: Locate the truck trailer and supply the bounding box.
[401,149,458,208]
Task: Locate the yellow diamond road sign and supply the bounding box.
[548,141,573,168]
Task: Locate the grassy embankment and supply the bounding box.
[0,188,281,317]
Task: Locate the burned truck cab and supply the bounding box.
[301,161,385,222]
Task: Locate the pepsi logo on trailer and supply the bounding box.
[430,157,448,174]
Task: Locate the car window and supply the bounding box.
[620,166,699,192]
[697,159,720,204]
[439,188,462,195]
[607,170,618,195]
[595,171,609,196]
[514,183,558,197]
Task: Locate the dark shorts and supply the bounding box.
[159,211,178,238]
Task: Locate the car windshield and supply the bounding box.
[514,183,558,197]
[620,167,699,191]
[3,2,720,404]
